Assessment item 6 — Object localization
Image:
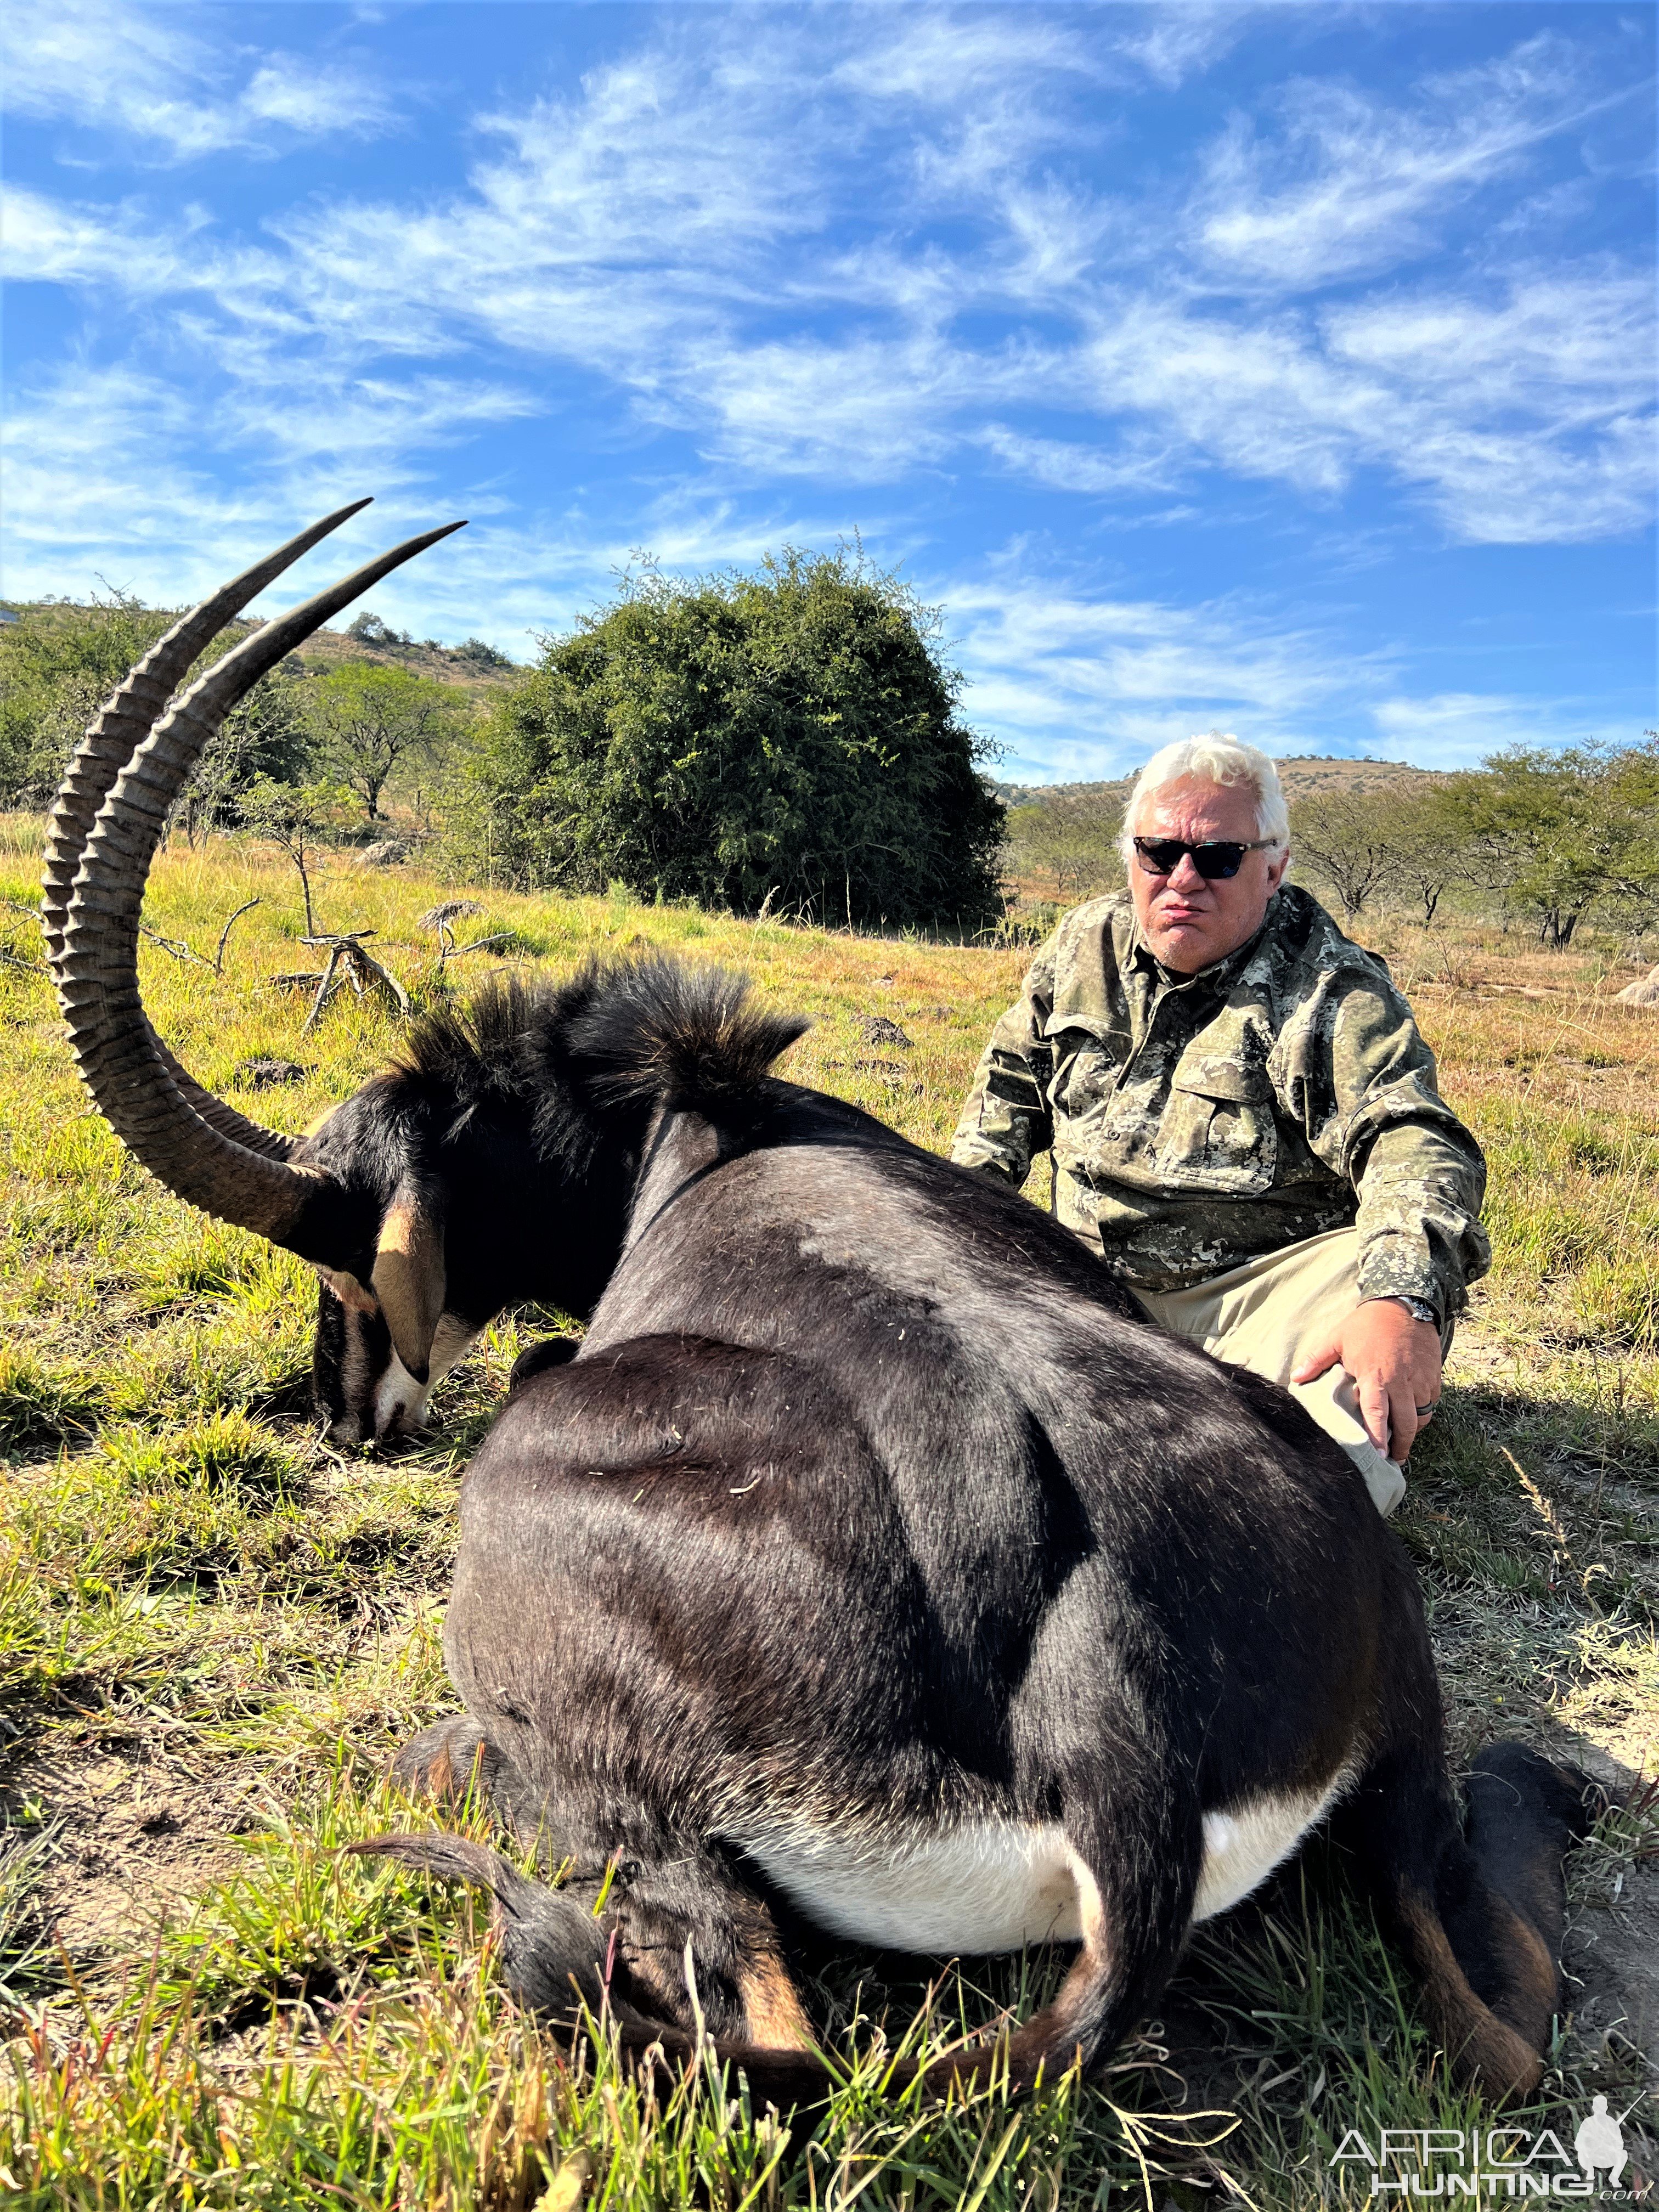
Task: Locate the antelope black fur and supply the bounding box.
[343,957,1587,2104]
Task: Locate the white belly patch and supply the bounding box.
[1191,1770,1354,1921]
[738,1774,1351,1957]
[740,1821,1088,1953]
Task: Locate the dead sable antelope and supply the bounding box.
[49,505,1590,2106]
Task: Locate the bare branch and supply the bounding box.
[138,923,215,969]
[213,898,262,975]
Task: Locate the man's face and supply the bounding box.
[1128,775,1289,975]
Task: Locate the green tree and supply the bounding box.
[344,610,413,650]
[238,777,351,937]
[0,591,313,822]
[1377,781,1459,925]
[176,657,315,844]
[305,660,467,823]
[1005,792,1125,903]
[459,550,1004,929]
[1,592,174,805]
[1441,742,1659,947]
[1290,789,1401,919]
[453,636,515,671]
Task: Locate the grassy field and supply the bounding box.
[1,811,1656,2208]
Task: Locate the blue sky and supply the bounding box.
[3,2,1654,780]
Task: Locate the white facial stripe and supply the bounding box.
[366,1312,481,1440]
[373,1348,430,1438]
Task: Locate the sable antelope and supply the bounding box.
[49,507,1590,2106]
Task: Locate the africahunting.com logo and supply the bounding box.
[1328,2100,1644,2198]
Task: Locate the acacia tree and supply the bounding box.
[1441,742,1659,947]
[1006,792,1125,902]
[1375,782,1458,924]
[1289,790,1400,919]
[238,777,349,937]
[461,549,1006,929]
[306,661,465,823]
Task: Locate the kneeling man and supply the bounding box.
[952,735,1488,1515]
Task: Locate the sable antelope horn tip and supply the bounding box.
[41,495,379,962]
[49,505,466,1250]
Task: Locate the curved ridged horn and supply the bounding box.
[52,511,467,1248]
[42,499,375,1166]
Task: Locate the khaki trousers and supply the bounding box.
[1132,1226,1423,1518]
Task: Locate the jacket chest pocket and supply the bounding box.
[1047,1025,1126,1120]
[1156,1059,1278,1193]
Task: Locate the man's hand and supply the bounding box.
[1291,1299,1443,1463]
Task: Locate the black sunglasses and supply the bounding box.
[1133,836,1277,881]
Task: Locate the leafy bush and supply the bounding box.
[1,594,176,805]
[453,636,514,670]
[455,549,1006,930]
[344,610,413,650]
[0,593,314,823]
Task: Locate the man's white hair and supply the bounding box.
[1118,735,1290,865]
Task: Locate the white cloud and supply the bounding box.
[0,182,197,288]
[976,425,1183,497]
[1108,4,1252,92]
[1,0,401,160]
[1325,272,1657,540]
[1048,270,1655,541]
[1328,267,1651,404]
[0,347,866,654]
[834,10,1094,110]
[946,576,1645,780]
[237,55,393,139]
[1190,36,1596,289]
[0,366,264,596]
[4,0,1652,606]
[940,563,1391,777]
[1369,691,1638,768]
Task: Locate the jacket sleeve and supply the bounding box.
[1283,973,1490,1322]
[950,938,1058,1187]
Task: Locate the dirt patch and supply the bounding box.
[6,1740,260,1962]
[1564,1855,1659,2090]
[1553,1734,1659,2097]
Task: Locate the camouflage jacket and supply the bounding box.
[951,885,1489,1318]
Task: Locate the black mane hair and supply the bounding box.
[562,957,810,1109]
[390,973,553,1102]
[391,958,810,1130]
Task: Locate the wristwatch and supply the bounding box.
[1388,1295,1440,1329]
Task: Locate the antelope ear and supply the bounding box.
[370,1187,446,1384]
[318,1265,377,1315]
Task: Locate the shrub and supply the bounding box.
[455,549,1006,930]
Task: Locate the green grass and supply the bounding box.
[2,811,1656,2206]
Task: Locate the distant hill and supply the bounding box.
[2,600,522,701]
[994,757,1440,811]
[289,622,519,697]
